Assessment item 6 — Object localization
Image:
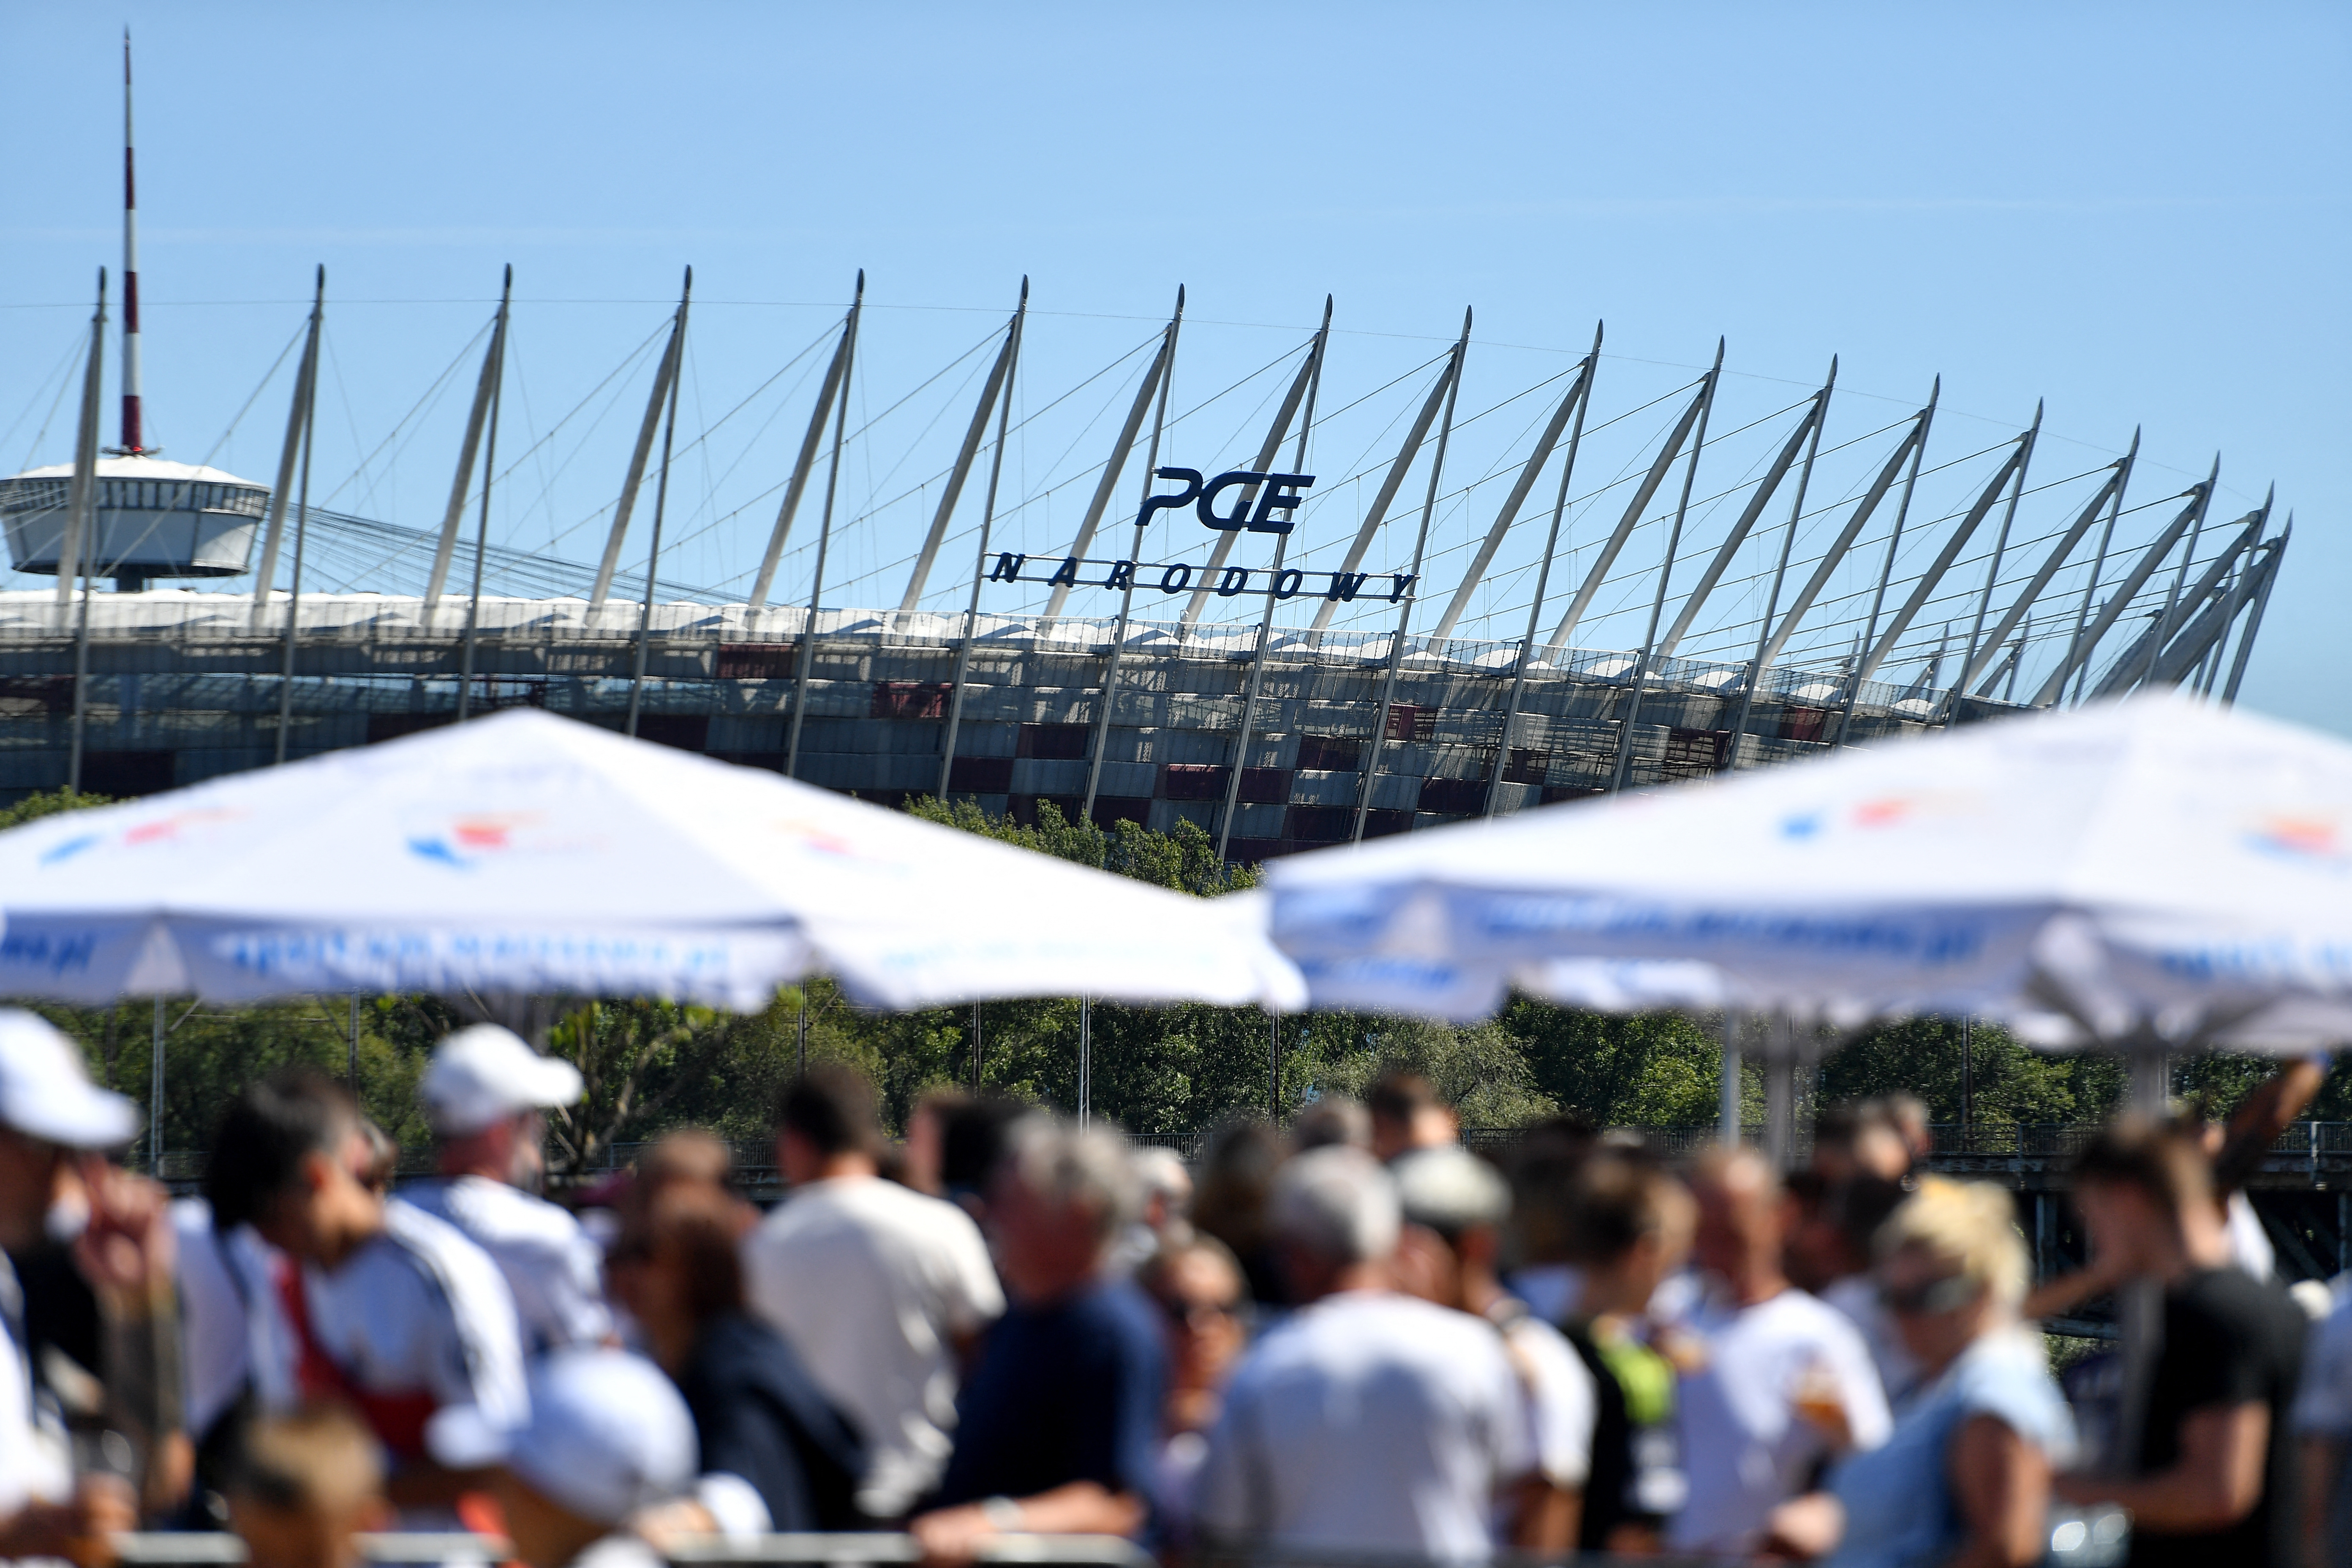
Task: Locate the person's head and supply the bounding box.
[1288,1095,1371,1155]
[226,1403,389,1568]
[1503,1116,1601,1268]
[775,1062,882,1185]
[603,1181,744,1372]
[1392,1146,1512,1309]
[938,1094,1029,1221]
[1786,1173,1907,1293]
[1135,1236,1248,1417]
[355,1121,400,1198]
[1811,1103,1911,1185]
[420,1025,583,1191]
[1875,1179,2028,1375]
[1268,1144,1400,1304]
[1879,1093,1933,1165]
[1190,1116,1284,1262]
[633,1127,736,1203]
[427,1349,695,1568]
[902,1089,970,1195]
[988,1115,1139,1304]
[1131,1146,1194,1241]
[1366,1073,1457,1162]
[2070,1116,2226,1279]
[1689,1146,1787,1300]
[1568,1151,1696,1319]
[206,1070,379,1267]
[0,1009,140,1252]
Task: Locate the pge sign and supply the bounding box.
[1140,467,1315,536]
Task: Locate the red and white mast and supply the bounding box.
[117,29,148,455]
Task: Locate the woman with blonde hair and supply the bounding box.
[1766,1178,2076,1567]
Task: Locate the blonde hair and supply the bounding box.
[1877,1177,2029,1310]
[232,1401,386,1516]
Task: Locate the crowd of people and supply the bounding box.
[0,1003,2349,1567]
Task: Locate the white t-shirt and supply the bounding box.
[401,1175,613,1355]
[172,1198,285,1439]
[2227,1191,2276,1282]
[741,1175,1004,1519]
[0,1256,70,1515]
[1194,1289,1535,1560]
[299,1198,529,1434]
[1668,1285,1893,1555]
[1492,1303,1595,1490]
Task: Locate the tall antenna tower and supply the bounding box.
[113,28,149,456]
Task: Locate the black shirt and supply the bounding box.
[2131,1267,2306,1568]
[674,1312,868,1530]
[931,1277,1164,1510]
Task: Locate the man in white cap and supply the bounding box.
[404,1024,612,1355]
[206,1067,526,1515]
[0,1007,168,1550]
[428,1347,697,1568]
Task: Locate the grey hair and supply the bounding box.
[1392,1146,1510,1238]
[1004,1114,1143,1246]
[1270,1146,1400,1265]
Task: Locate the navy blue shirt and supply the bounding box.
[932,1277,1165,1508]
[675,1312,869,1530]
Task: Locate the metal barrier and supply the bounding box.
[114,1535,1154,1567]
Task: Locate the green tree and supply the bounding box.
[0,787,117,830]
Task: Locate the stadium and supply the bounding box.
[0,62,2294,851]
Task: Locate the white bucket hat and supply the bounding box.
[417,1024,583,1137]
[427,1348,696,1524]
[0,1009,140,1150]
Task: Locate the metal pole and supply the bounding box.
[1951,403,2042,722]
[275,267,324,767]
[456,267,511,723]
[795,985,807,1078]
[65,270,108,794]
[1725,359,1836,770]
[1078,996,1091,1128]
[787,273,863,780]
[2129,455,2219,694]
[1960,1017,1973,1139]
[1829,379,1938,747]
[150,994,163,1175]
[1217,297,1329,864]
[900,293,1026,614]
[348,993,360,1090]
[1268,1013,1280,1122]
[589,295,686,611]
[1354,309,1469,842]
[2221,523,2287,705]
[749,307,856,612]
[2062,433,2138,705]
[425,278,509,612]
[1081,288,1184,822]
[970,1002,983,1089]
[1608,340,1723,795]
[1043,317,1176,623]
[1484,323,1601,817]
[938,280,1028,799]
[626,269,691,738]
[1718,1013,1744,1146]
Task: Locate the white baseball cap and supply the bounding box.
[418,1024,583,1137]
[426,1348,696,1524]
[0,1009,140,1150]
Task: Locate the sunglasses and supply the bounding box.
[1880,1273,1982,1317]
[1157,1295,1238,1329]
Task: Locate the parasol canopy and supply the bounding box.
[0,708,1304,1013]
[1265,693,2352,1053]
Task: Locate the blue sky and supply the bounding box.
[4,3,2344,729]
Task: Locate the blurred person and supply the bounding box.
[1787,1173,1919,1404]
[205,1068,525,1513]
[426,1348,694,1568]
[1393,1147,1593,1552]
[1132,1236,1248,1539]
[1194,1146,1533,1560]
[1108,1146,1191,1274]
[1811,1104,1911,1186]
[1500,1116,1600,1324]
[1367,1072,1457,1162]
[1877,1093,1933,1171]
[2294,1279,2352,1566]
[913,1117,1163,1564]
[1188,1116,1286,1307]
[1286,1094,1369,1154]
[174,1192,293,1511]
[354,1122,399,1198]
[901,1089,969,1197]
[1560,1149,1695,1556]
[2054,1117,2307,1567]
[1669,1146,1891,1557]
[936,1095,1029,1222]
[1762,1179,2076,1567]
[225,1403,389,1568]
[0,1008,161,1556]
[403,1025,613,1355]
[743,1065,1001,1521]
[605,1181,864,1533]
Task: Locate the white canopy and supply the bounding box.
[1266,693,2352,1053]
[0,710,1304,1013]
